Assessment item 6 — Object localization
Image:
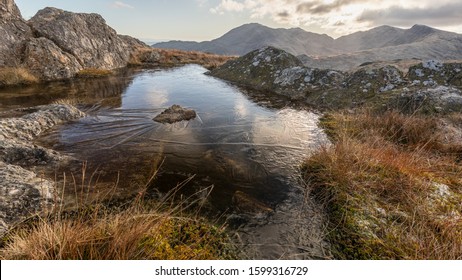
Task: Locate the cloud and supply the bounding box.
[210,0,257,14]
[111,1,134,9]
[196,0,208,7]
[297,0,364,15]
[209,0,462,36]
[358,3,462,27]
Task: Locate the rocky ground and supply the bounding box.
[209,46,462,113]
[0,104,85,235]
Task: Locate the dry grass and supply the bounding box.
[130,47,236,69]
[303,110,462,259]
[0,204,232,260]
[76,68,113,78]
[0,67,38,86]
[0,163,235,260]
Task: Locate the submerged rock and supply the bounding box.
[153,105,196,124]
[232,190,274,216]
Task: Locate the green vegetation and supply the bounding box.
[303,110,462,259]
[0,67,38,86]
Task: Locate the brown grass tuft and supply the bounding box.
[304,110,462,259]
[76,68,113,78]
[0,67,38,86]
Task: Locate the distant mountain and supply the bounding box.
[154,23,338,56]
[300,25,462,70]
[153,23,462,70]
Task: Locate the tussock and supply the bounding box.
[303,110,462,259]
[0,67,38,86]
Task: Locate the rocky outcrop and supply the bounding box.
[153,105,197,124]
[0,0,20,20]
[0,0,142,82]
[0,104,85,235]
[209,46,345,100]
[22,37,83,80]
[0,0,32,67]
[210,47,462,111]
[0,162,55,235]
[345,65,405,94]
[408,60,462,87]
[28,7,130,70]
[394,86,462,114]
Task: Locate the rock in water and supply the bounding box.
[153,105,196,124]
[232,191,274,216]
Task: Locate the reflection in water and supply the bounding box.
[6,65,328,259]
[0,69,136,114]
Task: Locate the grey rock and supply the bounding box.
[0,0,21,21]
[22,37,83,80]
[0,161,55,235]
[0,104,85,141]
[395,86,462,113]
[28,7,130,71]
[0,104,85,235]
[153,105,196,124]
[0,0,31,67]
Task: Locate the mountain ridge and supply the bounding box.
[153,23,462,70]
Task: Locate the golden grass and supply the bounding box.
[130,47,236,69]
[76,68,113,78]
[0,67,38,86]
[0,204,232,260]
[0,163,235,260]
[303,110,462,259]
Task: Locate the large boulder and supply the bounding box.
[0,104,85,235]
[28,7,130,70]
[0,0,31,67]
[0,0,21,21]
[22,37,83,80]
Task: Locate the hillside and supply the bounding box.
[155,23,462,71]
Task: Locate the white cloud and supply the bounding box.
[210,0,257,15]
[209,0,462,36]
[112,1,134,9]
[196,0,209,7]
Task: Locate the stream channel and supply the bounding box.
[0,65,330,259]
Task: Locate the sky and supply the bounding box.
[15,0,462,42]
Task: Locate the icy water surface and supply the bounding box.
[0,65,329,259]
